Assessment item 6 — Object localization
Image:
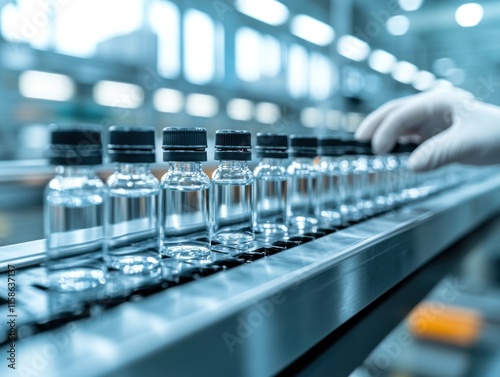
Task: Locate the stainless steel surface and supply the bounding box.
[2,173,500,377]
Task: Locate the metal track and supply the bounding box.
[2,173,500,377]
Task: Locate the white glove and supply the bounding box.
[355,86,500,171]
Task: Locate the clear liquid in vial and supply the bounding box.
[288,175,318,232]
[318,173,342,226]
[107,190,159,274]
[254,177,287,237]
[213,183,254,244]
[45,192,105,291]
[161,187,211,260]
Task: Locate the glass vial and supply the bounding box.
[106,126,160,275]
[317,137,344,227]
[212,130,254,245]
[339,140,362,222]
[353,141,375,217]
[44,124,106,292]
[287,135,319,233]
[160,128,211,261]
[253,133,288,240]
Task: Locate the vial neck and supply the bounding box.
[292,157,314,165]
[115,163,150,176]
[258,158,286,167]
[219,160,249,169]
[169,161,203,172]
[56,165,96,178]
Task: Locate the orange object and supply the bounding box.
[408,302,483,347]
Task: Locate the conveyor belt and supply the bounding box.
[1,171,500,377]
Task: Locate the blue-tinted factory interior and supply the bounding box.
[1,1,500,376]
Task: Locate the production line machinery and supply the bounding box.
[1,169,500,377]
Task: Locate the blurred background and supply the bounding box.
[0,0,498,241]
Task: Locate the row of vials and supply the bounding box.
[43,124,465,291]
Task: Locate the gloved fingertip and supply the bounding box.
[372,135,393,155]
[354,126,369,141]
[407,155,424,171]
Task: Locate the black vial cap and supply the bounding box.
[47,124,102,166]
[289,135,318,158]
[214,129,252,161]
[340,137,359,156]
[318,137,345,157]
[353,140,373,156]
[391,142,419,154]
[255,133,288,159]
[162,127,207,162]
[108,126,156,163]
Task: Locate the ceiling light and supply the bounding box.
[227,98,254,121]
[290,15,335,46]
[398,0,424,12]
[368,49,397,74]
[412,70,435,91]
[255,102,280,124]
[153,88,183,113]
[386,15,410,36]
[94,81,144,109]
[236,0,289,26]
[185,93,219,117]
[391,61,418,84]
[19,70,75,102]
[455,3,483,27]
[337,35,370,62]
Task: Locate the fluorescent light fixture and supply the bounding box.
[386,15,410,36]
[398,0,424,12]
[455,3,483,27]
[19,70,75,101]
[301,107,323,128]
[236,0,289,26]
[185,93,218,117]
[412,70,436,91]
[368,49,397,74]
[290,15,335,46]
[94,81,144,109]
[391,61,418,84]
[255,102,280,124]
[337,35,370,62]
[154,88,183,113]
[227,98,254,121]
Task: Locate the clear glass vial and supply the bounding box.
[353,141,375,217]
[339,140,362,222]
[106,126,160,275]
[160,128,211,261]
[317,137,344,227]
[44,124,106,292]
[212,129,254,245]
[287,135,319,233]
[253,133,288,240]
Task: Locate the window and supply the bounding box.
[184,9,216,85]
[235,27,261,82]
[54,0,143,58]
[288,44,308,98]
[309,52,331,101]
[151,0,180,78]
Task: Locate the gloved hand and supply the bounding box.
[355,86,500,171]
